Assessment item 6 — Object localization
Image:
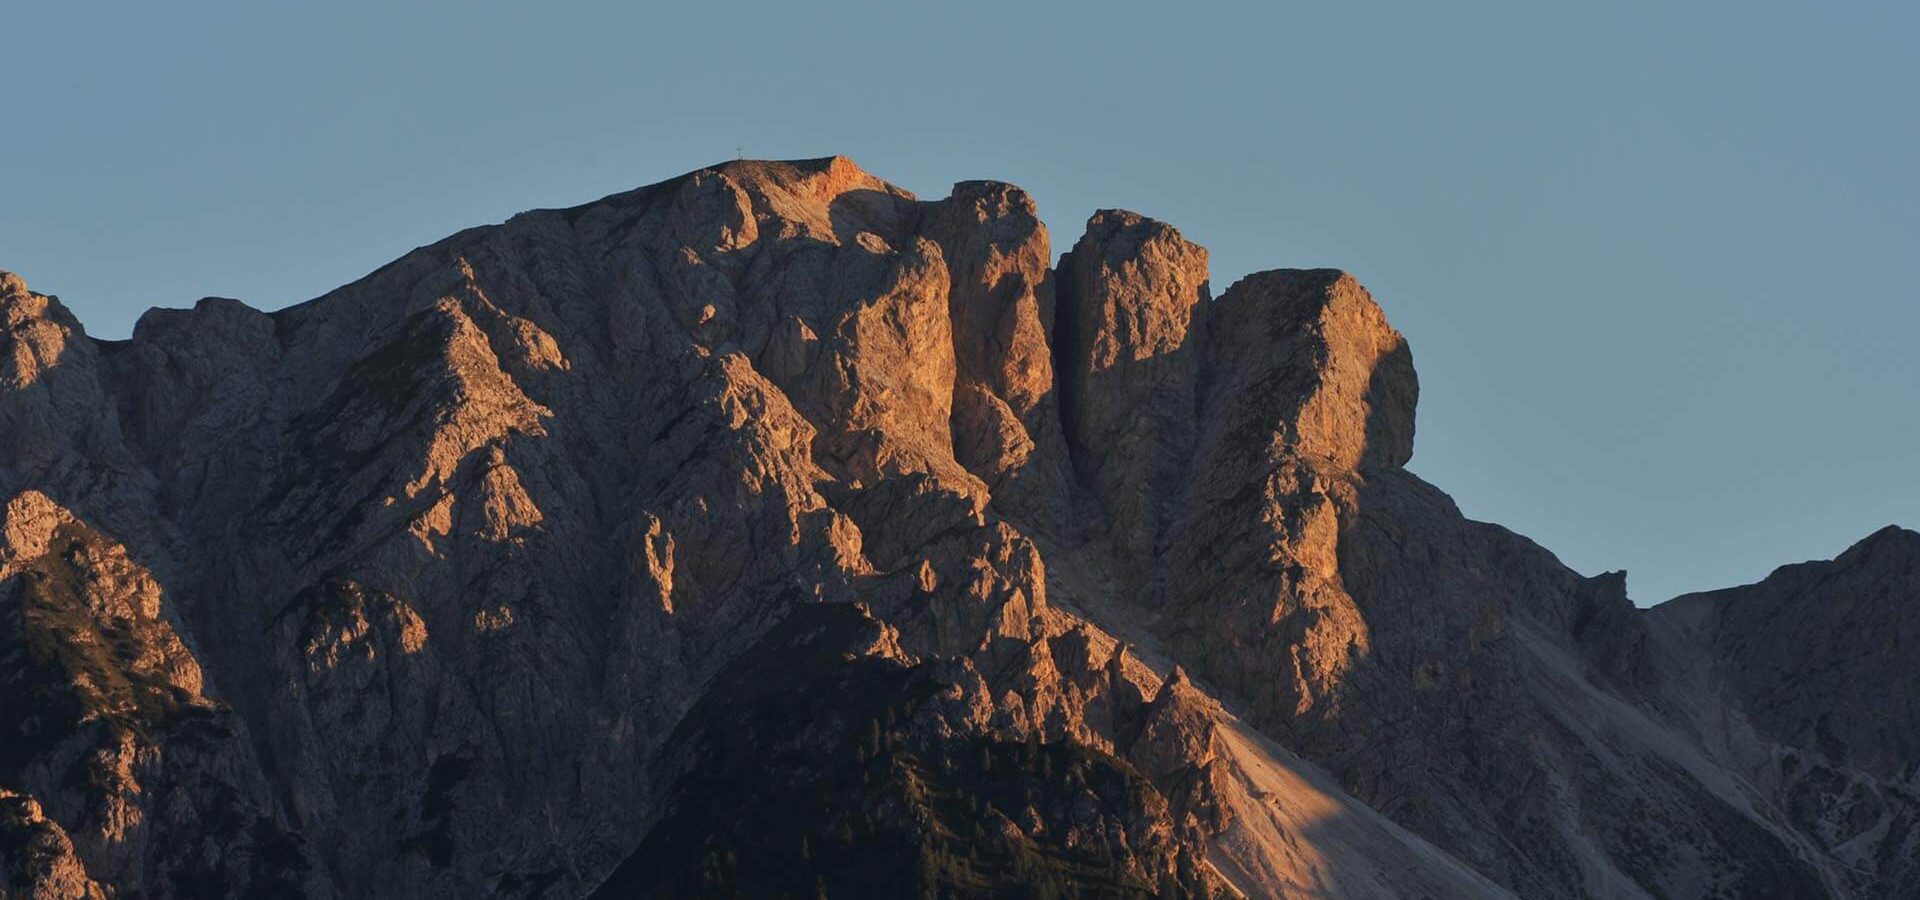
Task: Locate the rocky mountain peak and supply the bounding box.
[2,272,82,390]
[0,270,30,311]
[1206,269,1416,472]
[1839,523,1920,567]
[2,159,1915,899]
[1054,207,1210,584]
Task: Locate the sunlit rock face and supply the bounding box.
[0,157,1913,898]
[1054,209,1210,597]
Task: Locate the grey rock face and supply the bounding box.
[1,157,1915,899]
[0,491,322,898]
[1651,527,1920,897]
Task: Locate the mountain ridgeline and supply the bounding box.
[1,157,1914,899]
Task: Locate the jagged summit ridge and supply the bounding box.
[1,158,1916,899]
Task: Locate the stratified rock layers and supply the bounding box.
[1,158,1913,899]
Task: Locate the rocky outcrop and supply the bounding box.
[923,181,1074,532]
[1159,269,1412,734]
[1055,210,1210,595]
[0,790,104,900]
[2,157,1916,899]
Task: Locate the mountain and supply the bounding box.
[0,156,1913,899]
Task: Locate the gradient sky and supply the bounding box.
[6,2,1916,605]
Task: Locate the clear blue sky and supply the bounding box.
[6,2,1915,605]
